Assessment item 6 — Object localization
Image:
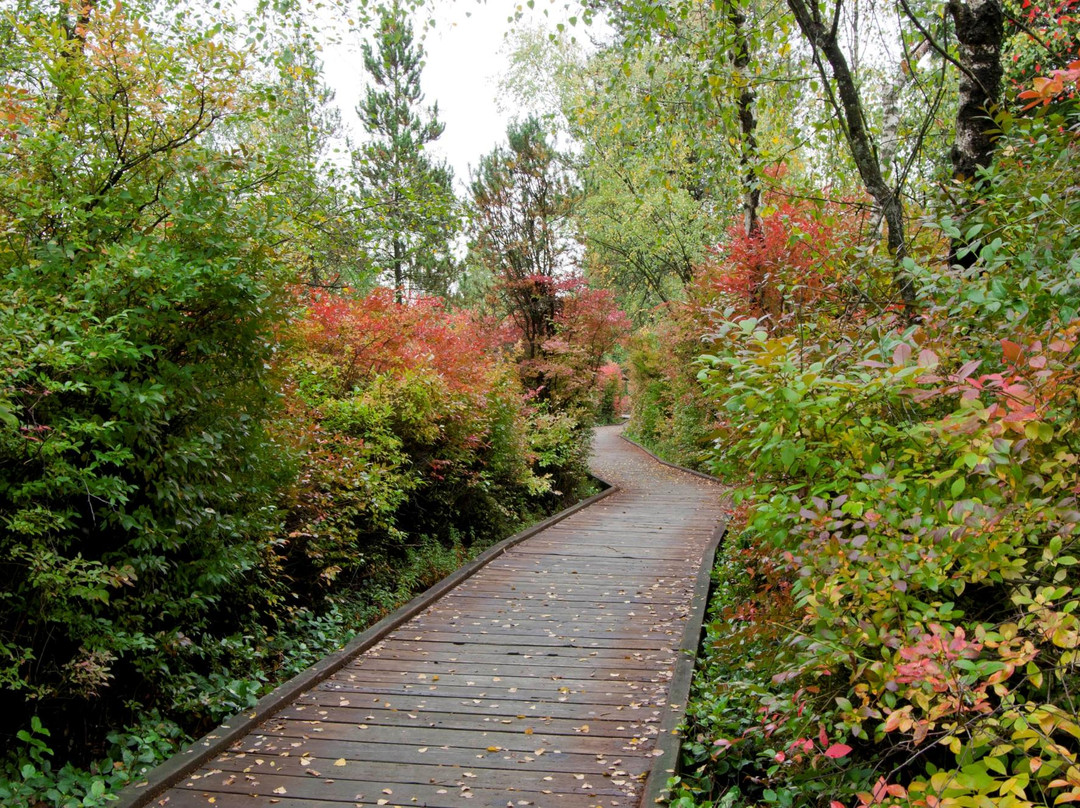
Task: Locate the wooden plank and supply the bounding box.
[293,692,665,722]
[321,670,670,691]
[208,736,652,776]
[172,771,633,807]
[314,682,666,707]
[360,644,677,663]
[273,704,663,738]
[178,761,630,796]
[247,720,648,755]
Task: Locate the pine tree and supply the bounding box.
[353,0,459,301]
[469,118,577,368]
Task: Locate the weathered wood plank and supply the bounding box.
[210,736,651,776]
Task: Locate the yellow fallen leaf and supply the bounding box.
[334,758,347,766]
[273,787,287,795]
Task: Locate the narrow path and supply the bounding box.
[146,426,726,808]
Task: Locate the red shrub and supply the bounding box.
[693,195,869,326]
[301,288,502,398]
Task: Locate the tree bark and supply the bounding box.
[949,0,1004,183]
[948,0,1004,267]
[879,39,931,181]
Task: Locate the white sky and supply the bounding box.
[320,1,572,192]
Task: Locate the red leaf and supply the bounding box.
[955,358,982,380]
[1001,339,1023,363]
[824,742,853,758]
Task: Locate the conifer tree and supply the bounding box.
[353,0,460,301]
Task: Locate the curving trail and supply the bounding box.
[135,425,728,808]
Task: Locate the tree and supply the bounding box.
[570,48,725,312]
[353,0,460,301]
[785,0,919,309]
[255,29,370,289]
[469,117,578,381]
[0,0,291,757]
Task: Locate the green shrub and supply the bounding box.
[681,102,1080,807]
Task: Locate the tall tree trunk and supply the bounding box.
[872,39,930,244]
[948,0,1004,267]
[879,39,931,181]
[727,0,761,239]
[786,0,918,311]
[392,237,404,303]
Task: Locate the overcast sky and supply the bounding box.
[320,1,571,192]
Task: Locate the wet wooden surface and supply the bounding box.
[155,425,727,808]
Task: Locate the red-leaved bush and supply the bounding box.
[693,194,869,326]
[301,287,504,397]
[275,288,593,598]
[495,274,631,415]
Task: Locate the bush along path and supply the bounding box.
[116,425,729,808]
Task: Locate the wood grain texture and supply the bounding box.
[129,425,727,808]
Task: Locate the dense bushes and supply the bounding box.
[671,82,1080,807]
[278,288,595,603]
[0,0,291,771]
[624,311,717,469]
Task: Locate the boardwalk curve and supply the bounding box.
[124,425,727,808]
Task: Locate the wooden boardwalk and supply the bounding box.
[133,426,727,808]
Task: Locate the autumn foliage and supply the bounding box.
[693,192,869,326]
[276,288,596,598]
[670,76,1080,808]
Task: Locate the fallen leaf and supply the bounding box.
[334,758,347,767]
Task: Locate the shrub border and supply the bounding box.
[115,479,617,808]
[620,433,717,482]
[621,435,731,807]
